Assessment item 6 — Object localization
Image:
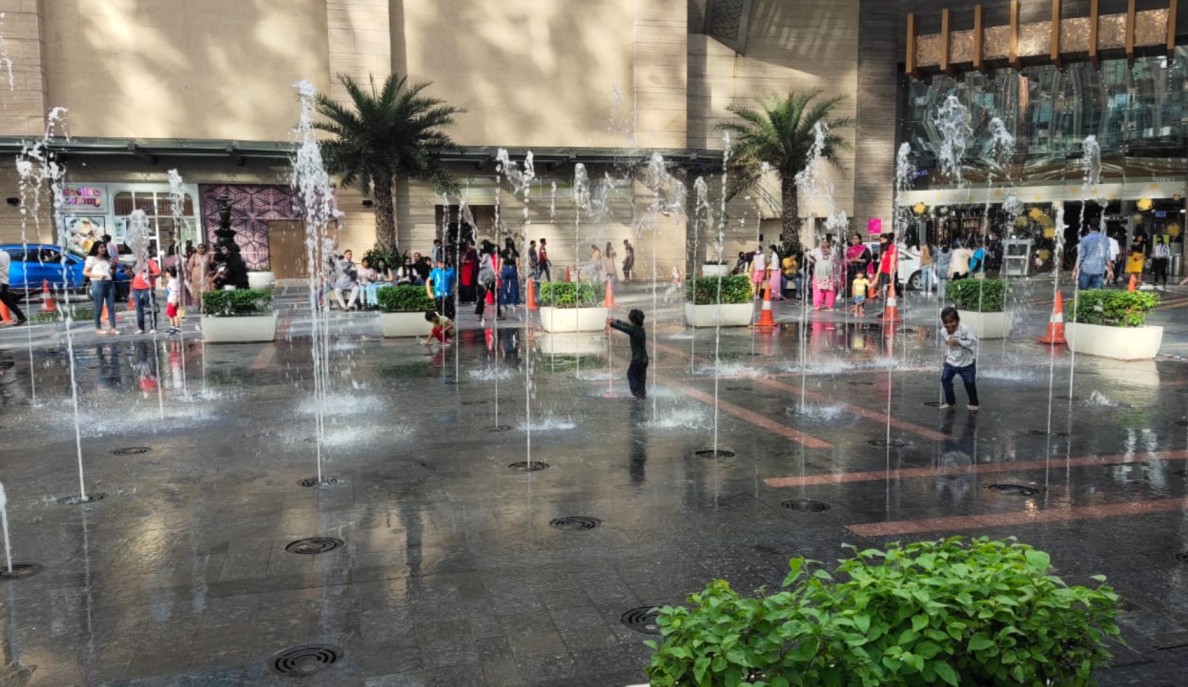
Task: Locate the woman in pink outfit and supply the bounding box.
[766,244,782,299]
[809,237,838,310]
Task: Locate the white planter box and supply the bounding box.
[701,264,730,277]
[536,332,607,355]
[201,313,277,343]
[538,306,608,332]
[247,271,276,289]
[379,311,433,337]
[1066,322,1164,361]
[957,310,1012,339]
[685,302,754,328]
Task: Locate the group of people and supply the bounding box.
[585,239,636,283]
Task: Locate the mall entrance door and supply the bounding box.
[268,221,308,279]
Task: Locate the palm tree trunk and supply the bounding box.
[780,175,802,252]
[373,175,398,254]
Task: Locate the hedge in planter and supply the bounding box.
[538,281,602,308]
[687,275,752,305]
[948,278,1007,312]
[377,285,435,313]
[201,289,273,317]
[1072,290,1158,327]
[646,537,1119,687]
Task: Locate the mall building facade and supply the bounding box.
[0,0,1182,276]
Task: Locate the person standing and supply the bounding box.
[749,244,766,298]
[426,256,456,319]
[949,240,973,283]
[919,241,934,294]
[0,249,27,326]
[621,239,635,282]
[84,241,118,334]
[537,238,551,282]
[475,241,501,324]
[874,232,898,299]
[607,309,648,400]
[527,240,539,285]
[1151,235,1171,288]
[844,234,871,299]
[808,236,839,311]
[934,243,952,300]
[604,241,618,283]
[766,244,782,299]
[164,267,181,335]
[186,243,211,311]
[500,238,520,308]
[459,241,478,303]
[130,254,161,334]
[1072,224,1111,289]
[1107,230,1122,285]
[939,306,979,411]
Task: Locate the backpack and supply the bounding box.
[478,255,496,287]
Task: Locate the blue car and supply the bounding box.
[0,243,131,294]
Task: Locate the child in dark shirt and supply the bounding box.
[607,309,648,400]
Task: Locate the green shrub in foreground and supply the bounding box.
[376,285,434,313]
[201,289,273,317]
[538,281,602,308]
[646,537,1120,687]
[948,278,1007,312]
[1071,289,1158,328]
[687,275,752,305]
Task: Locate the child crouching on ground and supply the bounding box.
[939,306,979,411]
[607,309,648,400]
[422,309,455,347]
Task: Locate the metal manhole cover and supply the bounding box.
[549,516,601,531]
[267,643,343,677]
[110,446,150,455]
[726,385,750,391]
[621,606,661,635]
[508,461,549,472]
[694,449,736,459]
[922,401,942,407]
[782,499,831,512]
[299,476,344,488]
[868,438,909,448]
[1027,429,1068,437]
[285,537,344,555]
[460,400,488,406]
[58,493,105,505]
[1175,551,1188,563]
[1175,420,1188,428]
[483,424,513,432]
[0,563,43,580]
[988,483,1041,497]
[784,406,803,416]
[847,381,873,386]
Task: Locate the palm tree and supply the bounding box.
[717,91,854,252]
[314,74,463,254]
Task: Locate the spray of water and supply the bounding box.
[935,95,972,185]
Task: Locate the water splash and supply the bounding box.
[794,123,848,233]
[935,95,972,184]
[0,14,13,91]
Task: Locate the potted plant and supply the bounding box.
[948,277,1011,339]
[247,262,276,290]
[376,284,435,337]
[201,289,276,343]
[685,274,753,327]
[645,537,1120,687]
[538,281,606,332]
[1068,289,1161,360]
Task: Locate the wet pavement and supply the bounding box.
[0,282,1187,686]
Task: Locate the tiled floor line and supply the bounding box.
[666,379,832,449]
[765,449,1188,488]
[847,495,1188,538]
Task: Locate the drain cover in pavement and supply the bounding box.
[694,449,736,459]
[267,643,343,677]
[0,563,42,580]
[299,476,344,488]
[868,438,909,448]
[1175,420,1188,428]
[483,424,513,432]
[110,446,150,456]
[508,461,549,472]
[621,607,661,634]
[285,537,344,555]
[549,516,601,531]
[988,484,1041,497]
[58,493,105,505]
[782,499,831,512]
[460,400,489,406]
[1027,429,1068,437]
[847,381,873,386]
[1175,551,1188,563]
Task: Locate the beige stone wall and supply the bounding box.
[39,0,330,140]
[633,0,687,149]
[326,0,390,104]
[0,0,49,136]
[395,0,638,148]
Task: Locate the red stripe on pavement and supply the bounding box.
[668,380,831,449]
[752,377,949,442]
[249,346,276,370]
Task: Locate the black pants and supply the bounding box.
[1152,258,1169,286]
[0,284,26,322]
[941,361,979,406]
[474,284,500,318]
[627,360,648,400]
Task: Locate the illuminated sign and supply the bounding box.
[62,185,106,211]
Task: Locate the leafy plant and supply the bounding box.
[687,275,752,305]
[364,245,403,271]
[538,281,602,308]
[376,284,434,313]
[646,537,1120,687]
[201,289,273,317]
[948,278,1007,312]
[1072,289,1159,327]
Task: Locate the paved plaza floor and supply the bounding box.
[0,282,1187,686]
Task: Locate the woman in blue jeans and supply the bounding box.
[83,242,118,334]
[499,238,520,307]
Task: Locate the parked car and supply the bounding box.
[1,243,131,294]
[864,241,924,290]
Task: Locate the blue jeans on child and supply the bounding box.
[941,361,979,406]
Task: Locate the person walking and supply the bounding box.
[621,239,635,282]
[1072,224,1111,289]
[537,238,552,282]
[1151,235,1171,288]
[84,241,118,334]
[939,306,979,411]
[500,238,520,309]
[604,241,618,282]
[607,309,648,400]
[0,248,27,326]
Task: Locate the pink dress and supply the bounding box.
[767,251,781,299]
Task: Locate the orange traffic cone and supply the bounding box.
[40,279,57,314]
[1036,291,1067,345]
[526,278,538,311]
[128,291,136,310]
[565,266,572,283]
[0,301,12,323]
[755,284,777,328]
[485,287,495,306]
[603,279,617,308]
[881,290,901,324]
[1127,273,1137,292]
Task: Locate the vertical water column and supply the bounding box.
[690,176,711,372]
[167,170,190,396]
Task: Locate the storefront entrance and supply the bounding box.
[267,221,308,279]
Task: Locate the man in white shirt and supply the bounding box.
[1107,232,1120,285]
[0,250,28,325]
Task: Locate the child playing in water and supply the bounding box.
[851,271,870,317]
[422,309,455,347]
[607,309,648,400]
[939,306,979,411]
[165,267,181,336]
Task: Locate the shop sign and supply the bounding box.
[62,185,106,211]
